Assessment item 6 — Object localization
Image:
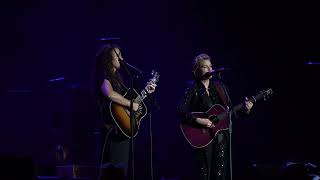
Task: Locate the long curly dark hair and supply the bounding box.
[95,43,123,90]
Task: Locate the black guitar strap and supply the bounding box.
[213,80,229,107]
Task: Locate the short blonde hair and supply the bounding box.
[192,53,211,71]
[192,53,211,78]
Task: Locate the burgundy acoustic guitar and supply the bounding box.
[180,88,273,148]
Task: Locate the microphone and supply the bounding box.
[99,37,120,42]
[120,60,143,74]
[203,67,230,78]
[208,67,228,74]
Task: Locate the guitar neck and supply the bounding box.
[233,93,265,112]
[133,71,159,104]
[135,89,149,104]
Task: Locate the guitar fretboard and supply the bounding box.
[135,89,148,104]
[233,92,266,112]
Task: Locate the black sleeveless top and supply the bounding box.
[96,71,128,128]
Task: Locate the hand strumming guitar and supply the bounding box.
[132,102,139,111]
[196,118,215,128]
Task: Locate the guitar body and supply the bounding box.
[180,88,273,148]
[180,104,229,148]
[109,88,147,138]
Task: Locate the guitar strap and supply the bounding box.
[213,80,229,107]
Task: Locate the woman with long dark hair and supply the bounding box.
[95,44,156,179]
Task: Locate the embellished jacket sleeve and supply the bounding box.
[176,85,197,124]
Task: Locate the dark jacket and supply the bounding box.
[176,80,230,124]
[177,79,250,125]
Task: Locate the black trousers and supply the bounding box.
[194,131,230,180]
[100,127,129,180]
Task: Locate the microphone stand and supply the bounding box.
[147,93,160,180]
[123,62,135,180]
[215,73,237,180]
[123,61,143,74]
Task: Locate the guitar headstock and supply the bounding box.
[260,88,274,100]
[142,70,160,95]
[149,70,160,84]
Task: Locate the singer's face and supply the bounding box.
[199,59,213,79]
[111,48,123,70]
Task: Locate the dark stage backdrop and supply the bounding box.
[1,0,319,179]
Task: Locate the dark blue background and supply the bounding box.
[1,0,319,179]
